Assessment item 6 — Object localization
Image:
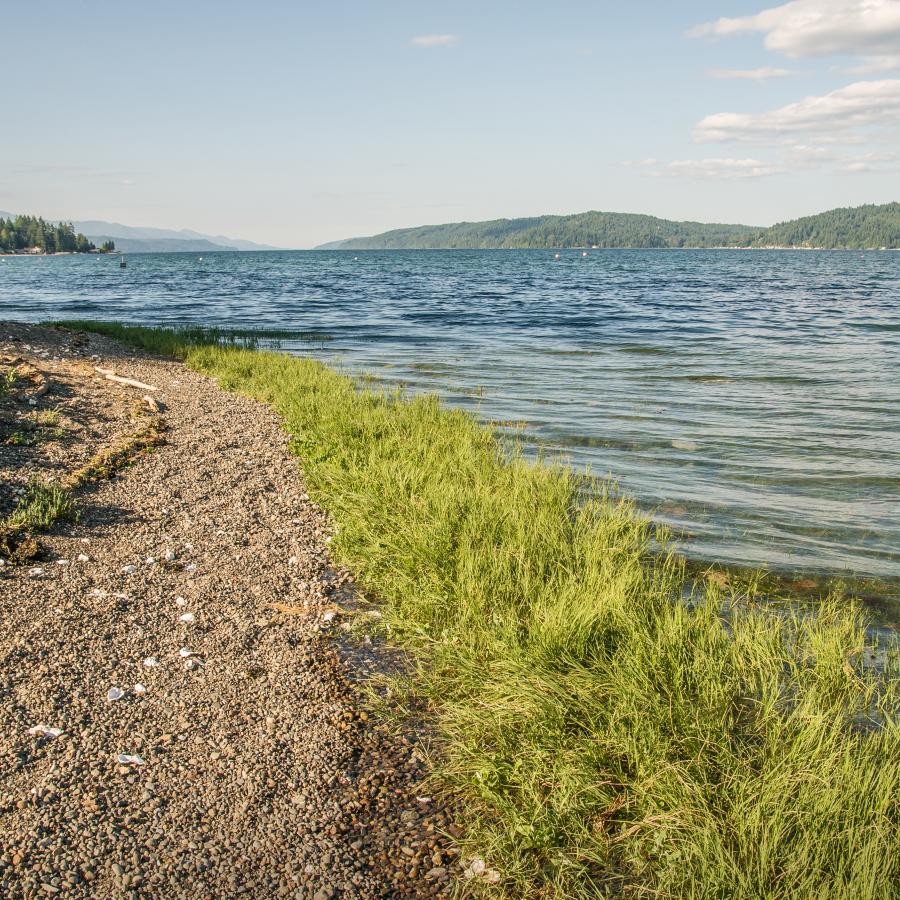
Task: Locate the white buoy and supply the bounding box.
[554,253,561,260]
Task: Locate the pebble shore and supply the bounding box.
[0,324,458,898]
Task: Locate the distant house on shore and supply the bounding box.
[28,246,42,255]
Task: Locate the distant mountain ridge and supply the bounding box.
[318,203,900,250]
[0,213,280,253]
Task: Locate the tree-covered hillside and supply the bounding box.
[324,212,761,250]
[0,215,107,254]
[756,203,900,249]
[321,203,900,250]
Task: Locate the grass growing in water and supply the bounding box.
[59,322,900,898]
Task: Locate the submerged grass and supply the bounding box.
[60,321,900,898]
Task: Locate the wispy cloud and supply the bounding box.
[665,158,784,178]
[694,78,900,143]
[689,0,900,72]
[625,146,899,179]
[707,66,795,80]
[843,53,900,73]
[410,34,459,48]
[783,143,900,171]
[623,157,782,179]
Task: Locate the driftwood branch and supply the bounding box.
[94,367,158,392]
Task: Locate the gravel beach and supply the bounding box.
[0,324,458,899]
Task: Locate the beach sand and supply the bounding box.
[0,323,456,898]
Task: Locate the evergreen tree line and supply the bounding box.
[333,203,900,250]
[0,215,114,254]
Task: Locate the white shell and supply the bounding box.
[117,753,145,766]
[28,724,63,738]
[142,656,159,667]
[107,687,125,701]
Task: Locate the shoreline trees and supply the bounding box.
[0,215,113,254]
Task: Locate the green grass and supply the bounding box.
[58,321,900,898]
[6,480,77,530]
[0,367,17,399]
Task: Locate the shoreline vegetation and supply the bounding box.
[0,214,114,255]
[318,201,900,251]
[55,321,900,898]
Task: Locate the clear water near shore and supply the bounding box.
[2,249,898,587]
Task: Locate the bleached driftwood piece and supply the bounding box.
[94,367,158,392]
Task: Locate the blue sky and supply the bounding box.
[3,0,899,246]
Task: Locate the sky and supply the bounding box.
[3,0,900,247]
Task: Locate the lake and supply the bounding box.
[2,249,898,592]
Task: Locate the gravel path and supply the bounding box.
[0,324,457,899]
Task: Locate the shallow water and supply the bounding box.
[2,249,898,586]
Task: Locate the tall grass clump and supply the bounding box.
[63,322,900,898]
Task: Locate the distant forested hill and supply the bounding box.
[320,212,760,250]
[319,203,900,250]
[756,203,900,249]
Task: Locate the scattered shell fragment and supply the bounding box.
[133,683,147,695]
[142,657,159,668]
[122,565,137,575]
[28,724,63,739]
[185,563,197,573]
[175,596,187,607]
[179,647,193,657]
[55,559,70,566]
[116,753,145,766]
[28,567,45,577]
[107,687,125,701]
[179,612,195,623]
[462,856,501,882]
[146,557,156,565]
[322,611,337,624]
[77,553,89,562]
[464,858,486,879]
[164,550,177,561]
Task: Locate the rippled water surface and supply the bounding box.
[2,249,899,583]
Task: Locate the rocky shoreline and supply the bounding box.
[0,323,458,898]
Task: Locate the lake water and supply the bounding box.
[2,249,899,590]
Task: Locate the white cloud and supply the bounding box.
[784,143,900,170]
[689,0,900,60]
[626,145,899,180]
[707,66,795,80]
[694,78,900,142]
[410,34,459,48]
[843,53,900,72]
[665,158,784,179]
